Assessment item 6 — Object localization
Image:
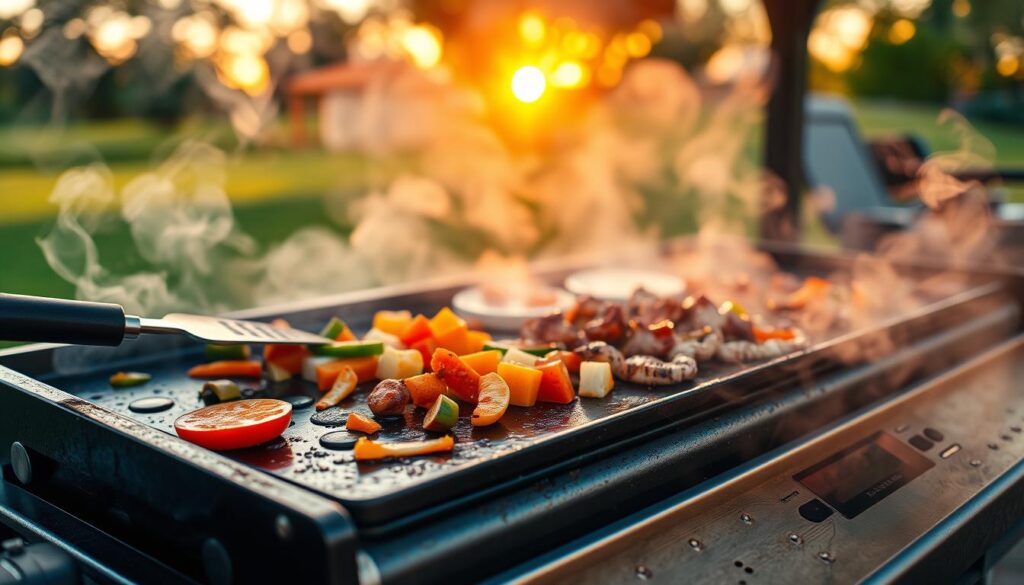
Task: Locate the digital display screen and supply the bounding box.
[794,432,934,519]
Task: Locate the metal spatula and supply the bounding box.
[0,293,331,347]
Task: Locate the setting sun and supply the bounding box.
[511,65,546,103]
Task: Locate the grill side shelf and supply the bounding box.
[0,367,359,585]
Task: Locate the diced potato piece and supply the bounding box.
[302,355,338,383]
[266,362,293,383]
[502,347,539,367]
[578,361,614,398]
[375,347,425,380]
[364,328,405,349]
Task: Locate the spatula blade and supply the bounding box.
[156,313,331,345]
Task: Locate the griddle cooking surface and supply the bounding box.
[52,354,739,503]
[23,263,998,525]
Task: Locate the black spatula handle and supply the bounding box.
[0,293,127,346]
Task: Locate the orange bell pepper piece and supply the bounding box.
[188,360,262,379]
[773,276,832,310]
[465,330,492,354]
[263,344,309,375]
[410,337,438,368]
[315,356,378,391]
[496,362,543,407]
[433,324,470,355]
[404,373,449,408]
[753,326,797,343]
[346,412,382,434]
[430,348,480,402]
[317,366,357,410]
[399,314,432,346]
[373,310,413,336]
[428,307,466,336]
[353,435,454,461]
[536,359,575,404]
[460,350,501,375]
[543,350,581,374]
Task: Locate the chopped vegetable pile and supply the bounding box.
[160,286,814,457]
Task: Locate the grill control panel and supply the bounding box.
[524,337,1024,584]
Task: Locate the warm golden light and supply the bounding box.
[519,13,546,46]
[511,66,546,103]
[706,44,755,83]
[0,0,33,20]
[625,32,652,58]
[0,32,24,67]
[551,61,587,88]
[953,0,971,18]
[219,53,269,95]
[638,19,663,44]
[809,30,854,72]
[809,6,872,73]
[172,13,219,59]
[401,24,443,69]
[287,29,312,54]
[84,7,151,65]
[996,54,1019,77]
[888,19,916,45]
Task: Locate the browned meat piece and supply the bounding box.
[583,304,627,345]
[647,298,685,325]
[627,287,685,326]
[620,320,675,358]
[520,313,584,348]
[627,288,659,318]
[566,295,607,327]
[720,311,755,342]
[682,295,723,330]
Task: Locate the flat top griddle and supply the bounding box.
[43,342,757,518]
[10,250,1007,526]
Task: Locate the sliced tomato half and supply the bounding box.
[174,399,292,451]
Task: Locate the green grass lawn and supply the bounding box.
[851,99,1024,166]
[1,99,1022,310]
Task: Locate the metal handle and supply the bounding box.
[0,293,127,346]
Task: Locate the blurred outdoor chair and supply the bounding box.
[802,93,1024,256]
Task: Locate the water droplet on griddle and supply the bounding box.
[129,396,174,414]
[635,565,653,580]
[283,395,314,409]
[310,408,348,427]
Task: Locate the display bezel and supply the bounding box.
[794,432,935,519]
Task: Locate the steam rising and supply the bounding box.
[37,55,1003,359]
[39,59,773,316]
